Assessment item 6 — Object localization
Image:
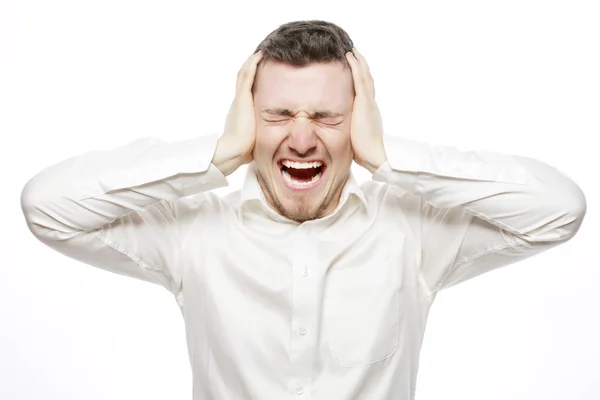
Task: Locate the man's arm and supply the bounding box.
[372,134,587,298]
[345,48,586,299]
[20,50,263,301]
[20,133,229,299]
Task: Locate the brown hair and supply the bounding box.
[252,20,354,93]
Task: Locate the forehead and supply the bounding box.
[255,60,353,110]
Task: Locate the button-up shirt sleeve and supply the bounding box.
[372,134,587,297]
[20,133,228,296]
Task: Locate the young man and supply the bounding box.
[21,20,586,400]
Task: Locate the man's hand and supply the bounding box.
[212,50,264,176]
[345,48,388,174]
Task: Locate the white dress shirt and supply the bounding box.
[20,133,586,400]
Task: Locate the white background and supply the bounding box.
[1,1,598,399]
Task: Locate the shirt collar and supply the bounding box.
[240,162,368,212]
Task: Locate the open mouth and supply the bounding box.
[278,159,326,189]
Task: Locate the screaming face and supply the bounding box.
[252,60,355,223]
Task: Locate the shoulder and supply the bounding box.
[359,179,417,207]
[172,189,242,215]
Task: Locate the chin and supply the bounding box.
[281,196,324,221]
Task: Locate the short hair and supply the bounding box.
[252,20,354,93]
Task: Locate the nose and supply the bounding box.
[287,116,317,156]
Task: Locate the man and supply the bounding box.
[21,20,586,400]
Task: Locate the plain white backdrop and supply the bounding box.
[2,0,597,399]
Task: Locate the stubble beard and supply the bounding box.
[256,168,347,223]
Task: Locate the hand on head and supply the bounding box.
[213,47,386,178]
[213,50,264,176]
[345,48,387,174]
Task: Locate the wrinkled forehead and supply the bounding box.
[254,60,354,111]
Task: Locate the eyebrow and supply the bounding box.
[262,108,344,118]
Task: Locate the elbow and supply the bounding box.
[547,181,587,243]
[20,177,62,240]
[516,155,587,243]
[20,178,45,238]
[521,180,587,244]
[21,176,39,213]
[565,182,587,239]
[551,161,587,241]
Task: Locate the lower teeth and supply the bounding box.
[282,169,322,186]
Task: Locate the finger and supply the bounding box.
[350,47,375,98]
[237,50,264,94]
[351,47,371,76]
[236,50,263,93]
[345,50,364,97]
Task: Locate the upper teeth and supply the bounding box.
[282,160,323,169]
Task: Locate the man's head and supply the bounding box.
[250,20,356,223]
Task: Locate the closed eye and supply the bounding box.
[265,118,341,125]
[316,117,342,125]
[262,110,343,125]
[264,118,289,123]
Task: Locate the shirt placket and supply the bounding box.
[288,225,319,399]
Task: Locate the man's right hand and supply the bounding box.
[212,50,264,176]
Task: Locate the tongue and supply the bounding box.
[287,167,319,181]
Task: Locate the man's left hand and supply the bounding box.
[345,47,388,174]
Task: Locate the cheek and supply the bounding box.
[327,137,353,161]
[254,127,283,160]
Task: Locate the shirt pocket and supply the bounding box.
[325,264,400,368]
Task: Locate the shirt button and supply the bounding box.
[301,267,309,277]
[299,326,307,336]
[295,386,304,395]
